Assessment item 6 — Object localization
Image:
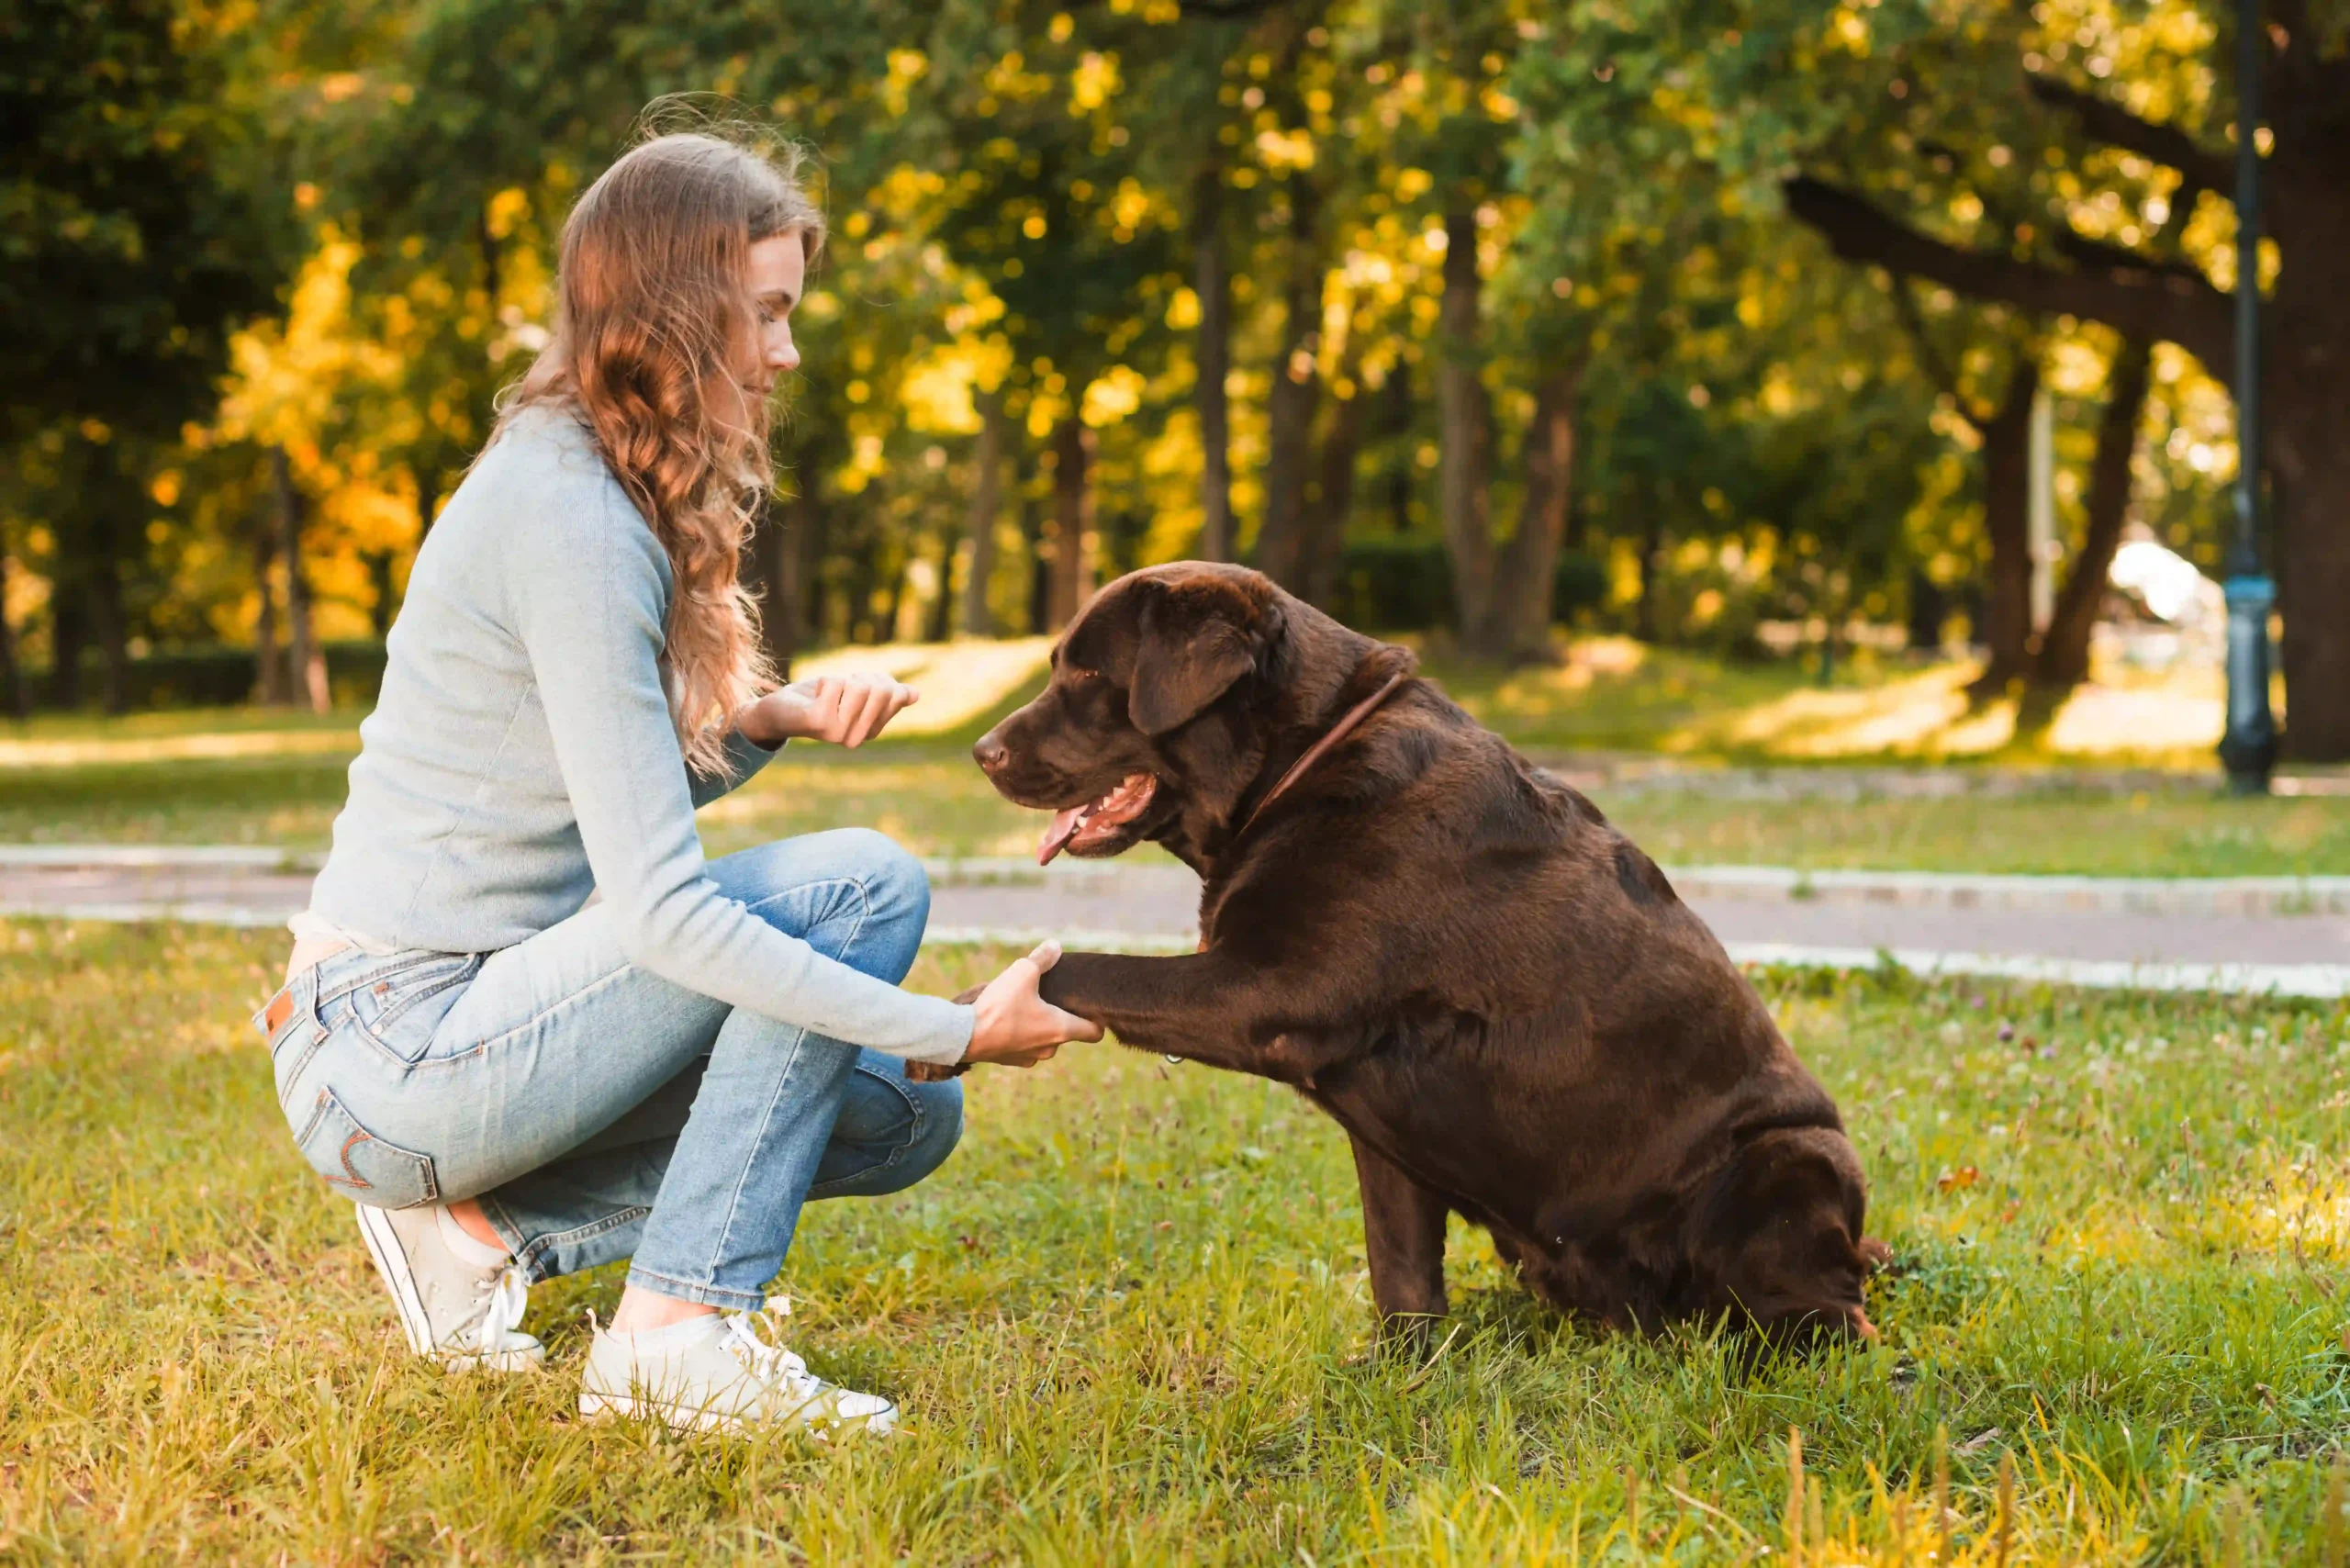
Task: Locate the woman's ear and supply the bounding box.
[1128,588,1257,735]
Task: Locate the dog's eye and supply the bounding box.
[1064,667,1102,683]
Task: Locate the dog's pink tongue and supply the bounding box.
[1037,805,1087,866]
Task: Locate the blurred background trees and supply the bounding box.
[2,0,2338,754]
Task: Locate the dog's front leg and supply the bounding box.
[1349,1136,1450,1346]
[1039,949,1300,1078]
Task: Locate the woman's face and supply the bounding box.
[730,231,805,415]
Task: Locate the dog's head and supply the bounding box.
[1699,1126,1883,1350]
[973,562,1395,865]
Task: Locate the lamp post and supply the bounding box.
[2218,0,2279,792]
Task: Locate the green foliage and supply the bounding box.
[0,0,286,442]
[0,0,2262,698]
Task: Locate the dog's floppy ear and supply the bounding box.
[1128,585,1257,735]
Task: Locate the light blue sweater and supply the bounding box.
[304,405,972,1064]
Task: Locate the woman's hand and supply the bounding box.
[963,941,1104,1069]
[740,673,919,749]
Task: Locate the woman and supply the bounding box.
[252,128,1099,1437]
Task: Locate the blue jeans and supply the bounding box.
[255,830,963,1311]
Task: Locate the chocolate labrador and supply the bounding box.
[969,562,1882,1345]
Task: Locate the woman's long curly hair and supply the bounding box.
[498,124,822,775]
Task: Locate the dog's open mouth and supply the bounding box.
[1037,772,1158,865]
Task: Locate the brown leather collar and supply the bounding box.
[1234,668,1411,840]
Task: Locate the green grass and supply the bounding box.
[6,721,2347,877]
[3,634,2343,875]
[6,918,2350,1561]
[1608,790,2350,879]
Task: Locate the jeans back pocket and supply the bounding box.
[337,953,482,1066]
[291,1085,440,1209]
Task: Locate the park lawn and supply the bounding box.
[6,728,2350,877]
[1,642,2337,873]
[4,919,2348,1562]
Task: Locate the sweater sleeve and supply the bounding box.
[688,726,780,808]
[509,489,971,1064]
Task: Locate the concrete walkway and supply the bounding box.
[5,845,2346,998]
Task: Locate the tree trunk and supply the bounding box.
[367,552,397,638]
[737,493,789,678]
[1632,505,1664,644]
[1302,369,1367,610]
[1193,166,1235,563]
[1257,181,1324,591]
[272,446,329,712]
[792,486,827,663]
[1379,364,1415,534]
[1480,362,1582,663]
[252,501,286,704]
[1972,358,2040,695]
[1908,570,1947,655]
[2274,400,2350,761]
[1047,416,1096,629]
[1436,207,1494,640]
[2032,339,2152,690]
[87,565,129,714]
[0,552,28,719]
[2270,163,2350,761]
[961,387,1005,637]
[924,532,956,644]
[1023,491,1050,636]
[47,584,86,709]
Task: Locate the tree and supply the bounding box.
[1,0,285,705]
[1770,6,2350,754]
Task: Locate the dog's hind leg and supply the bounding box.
[1349,1136,1450,1347]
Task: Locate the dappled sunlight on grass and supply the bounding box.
[0,725,361,768]
[789,636,1052,737]
[2186,1157,2350,1264]
[696,752,1044,859]
[1674,663,1986,757]
[1427,634,1831,753]
[2046,667,2226,757]
[1661,655,2228,766]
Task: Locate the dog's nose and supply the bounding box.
[972,733,1008,774]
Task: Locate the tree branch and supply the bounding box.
[1886,274,1985,424]
[1178,0,1293,17]
[1783,175,2232,378]
[2052,230,2219,289]
[2026,76,2232,197]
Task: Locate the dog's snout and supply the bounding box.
[972,732,1008,774]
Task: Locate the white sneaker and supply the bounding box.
[578,1309,898,1437]
[352,1203,544,1372]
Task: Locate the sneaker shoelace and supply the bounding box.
[720,1311,826,1405]
[461,1265,535,1356]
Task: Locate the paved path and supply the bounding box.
[6,847,2346,997]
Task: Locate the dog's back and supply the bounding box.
[1225,682,1878,1339]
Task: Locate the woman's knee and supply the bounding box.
[904,1077,963,1179]
[826,1073,961,1199]
[722,828,931,980]
[834,829,927,981]
[837,828,928,929]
